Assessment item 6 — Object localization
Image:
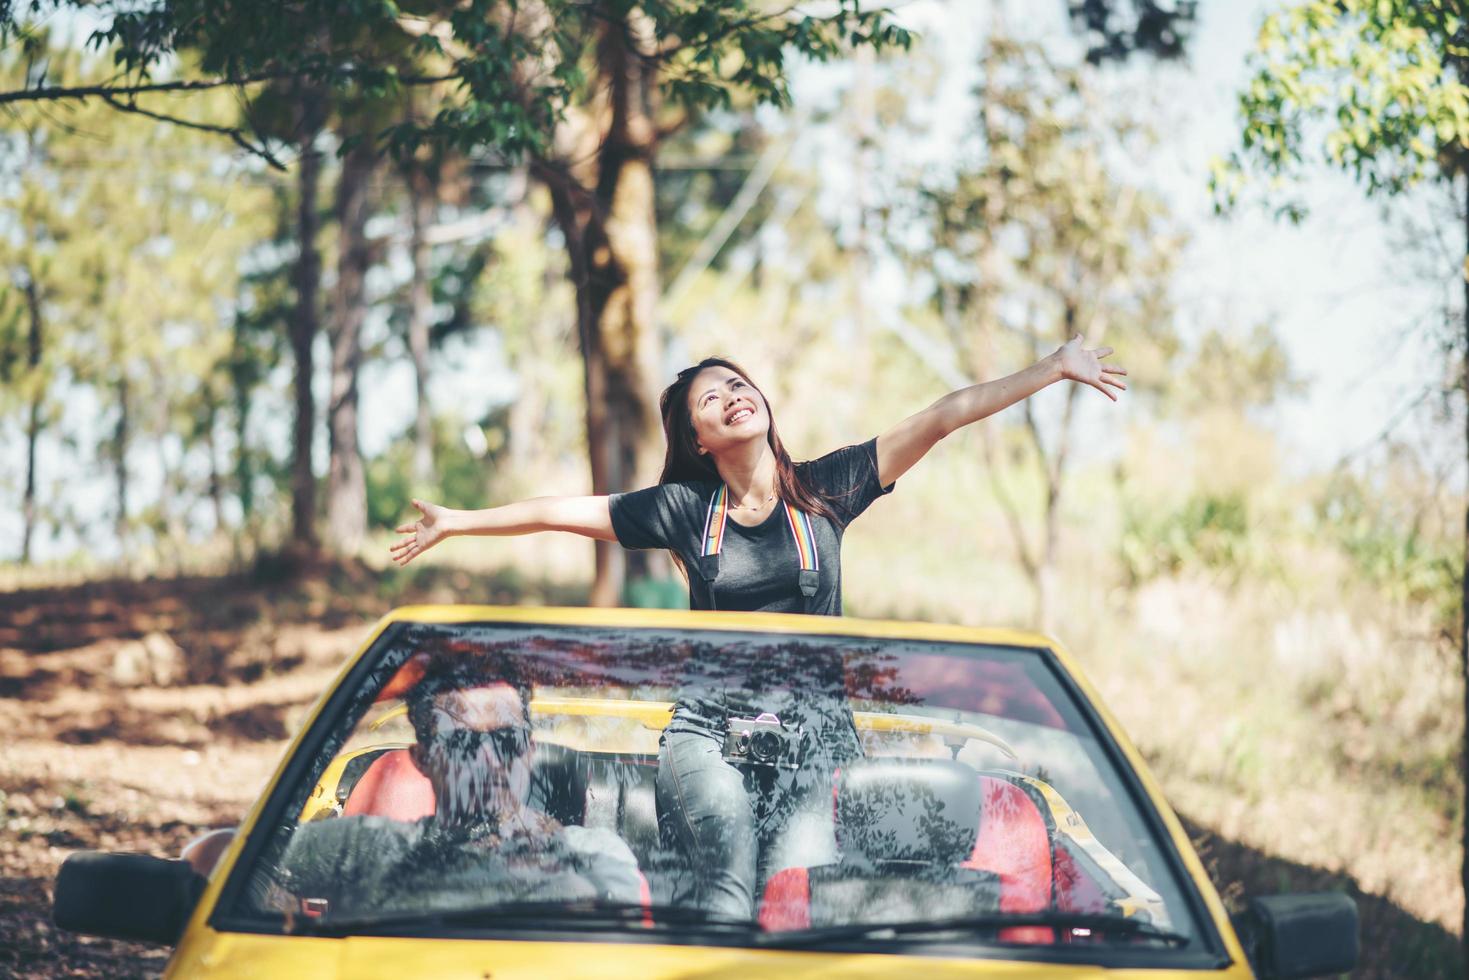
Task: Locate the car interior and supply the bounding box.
[324,732,1128,934]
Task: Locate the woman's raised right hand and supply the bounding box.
[390,498,449,566]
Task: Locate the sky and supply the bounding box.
[2,0,1459,563]
[1132,0,1449,472]
[848,0,1450,477]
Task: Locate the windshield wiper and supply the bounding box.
[299,899,758,938]
[758,911,1191,949]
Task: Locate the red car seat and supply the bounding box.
[341,749,436,821]
[340,743,595,825]
[760,764,1060,941]
[759,759,996,930]
[960,773,1055,942]
[963,774,1053,908]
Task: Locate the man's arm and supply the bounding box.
[557,825,647,906]
[277,817,414,906]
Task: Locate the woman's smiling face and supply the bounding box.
[686,365,769,457]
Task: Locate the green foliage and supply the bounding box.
[623,575,689,609]
[365,411,508,531]
[1216,0,1469,211]
[0,38,278,553]
[228,187,295,526]
[365,449,418,534]
[6,1,910,161]
[653,2,912,112]
[1318,468,1459,624]
[1067,0,1198,65]
[1120,491,1255,586]
[885,32,1185,615]
[1168,323,1301,414]
[904,34,1183,378]
[655,115,772,279]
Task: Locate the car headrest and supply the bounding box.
[835,759,983,868]
[377,652,430,703]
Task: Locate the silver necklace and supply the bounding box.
[730,489,777,511]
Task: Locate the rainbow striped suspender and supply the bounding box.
[697,484,820,609]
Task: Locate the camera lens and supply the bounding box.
[749,729,782,762]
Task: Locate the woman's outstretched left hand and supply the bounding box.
[1056,335,1128,401]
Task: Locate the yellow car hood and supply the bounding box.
[169,930,1250,979]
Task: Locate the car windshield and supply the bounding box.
[223,620,1209,956]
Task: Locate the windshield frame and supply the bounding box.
[207,614,1233,969]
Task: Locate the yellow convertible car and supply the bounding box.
[54,607,1356,978]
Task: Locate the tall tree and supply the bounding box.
[402,148,438,486]
[1,38,276,562]
[288,87,328,552]
[896,33,1179,629]
[325,133,380,554]
[1215,0,1469,949]
[0,138,56,562]
[229,186,295,547]
[532,9,666,605]
[18,273,43,559]
[0,39,90,562]
[0,0,911,596]
[416,2,915,602]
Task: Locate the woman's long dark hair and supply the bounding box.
[658,357,840,524]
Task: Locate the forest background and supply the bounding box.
[0,0,1463,976]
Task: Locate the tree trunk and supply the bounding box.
[596,11,665,599]
[1460,170,1468,957]
[971,14,1006,383]
[290,93,326,551]
[113,374,130,550]
[206,396,225,535]
[974,26,1044,622]
[21,274,41,564]
[540,9,665,607]
[407,166,435,484]
[1032,375,1079,634]
[1035,465,1059,633]
[325,138,378,556]
[850,44,875,344]
[507,203,559,473]
[231,319,256,532]
[544,177,617,603]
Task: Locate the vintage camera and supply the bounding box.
[722,712,798,769]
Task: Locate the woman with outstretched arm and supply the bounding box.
[390,336,1124,595]
[390,336,1126,918]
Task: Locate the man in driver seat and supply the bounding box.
[278,657,645,919]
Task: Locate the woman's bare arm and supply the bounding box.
[390,495,617,566]
[874,337,1126,487]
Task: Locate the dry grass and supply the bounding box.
[836,449,1462,975]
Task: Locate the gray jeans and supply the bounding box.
[655,727,837,920]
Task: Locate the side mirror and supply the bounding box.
[1231,892,1358,980]
[54,851,206,945]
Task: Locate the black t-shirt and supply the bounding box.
[608,438,894,615]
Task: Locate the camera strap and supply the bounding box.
[697,483,820,610]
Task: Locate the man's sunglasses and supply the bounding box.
[436,724,532,760]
